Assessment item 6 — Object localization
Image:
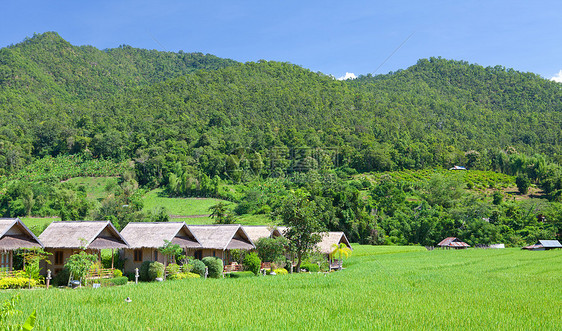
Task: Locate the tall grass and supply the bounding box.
[1,246,560,330]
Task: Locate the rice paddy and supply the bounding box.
[2,246,560,330]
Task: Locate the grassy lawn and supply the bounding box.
[2,246,560,330]
[142,188,234,216]
[20,217,59,235]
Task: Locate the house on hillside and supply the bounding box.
[120,222,201,273]
[242,226,283,244]
[188,224,254,262]
[39,221,129,275]
[0,218,43,271]
[437,237,470,249]
[522,240,562,251]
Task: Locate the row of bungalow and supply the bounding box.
[0,218,351,276]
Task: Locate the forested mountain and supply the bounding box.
[1,33,561,245]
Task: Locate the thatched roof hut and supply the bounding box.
[188,224,254,251]
[39,221,129,249]
[242,226,283,244]
[316,232,352,255]
[0,218,43,251]
[437,237,470,249]
[121,222,201,249]
[522,240,562,250]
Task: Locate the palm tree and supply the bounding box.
[330,243,352,269]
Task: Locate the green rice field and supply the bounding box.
[1,246,560,330]
[142,188,233,216]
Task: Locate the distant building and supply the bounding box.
[449,166,467,170]
[437,237,470,249]
[522,240,562,251]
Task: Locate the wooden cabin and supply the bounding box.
[38,221,129,275]
[0,218,43,271]
[242,226,283,244]
[120,222,201,273]
[316,232,352,256]
[437,237,470,249]
[188,224,254,262]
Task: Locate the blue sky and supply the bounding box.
[2,1,561,81]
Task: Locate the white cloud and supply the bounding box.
[552,70,562,83]
[337,72,357,81]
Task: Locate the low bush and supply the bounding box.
[202,257,223,278]
[191,260,206,277]
[113,269,123,278]
[166,263,180,277]
[169,272,200,280]
[124,271,135,281]
[300,263,319,272]
[52,267,71,286]
[180,263,193,273]
[139,261,152,281]
[148,262,165,280]
[98,276,128,287]
[273,268,288,275]
[243,252,261,275]
[228,271,255,278]
[0,277,38,289]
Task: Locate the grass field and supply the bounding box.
[142,188,234,217]
[64,177,119,203]
[2,246,560,330]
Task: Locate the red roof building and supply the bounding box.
[437,237,470,249]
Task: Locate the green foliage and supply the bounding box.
[169,272,200,280]
[64,251,98,284]
[208,202,236,224]
[228,249,246,266]
[112,269,123,278]
[52,267,70,287]
[97,276,128,287]
[242,252,261,275]
[272,268,288,275]
[139,261,152,282]
[299,263,320,273]
[166,263,180,277]
[0,278,38,289]
[202,257,223,278]
[190,259,206,277]
[255,236,288,263]
[158,240,183,265]
[227,271,255,278]
[516,173,531,194]
[0,295,36,330]
[148,262,165,280]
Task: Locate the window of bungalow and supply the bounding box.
[134,249,143,262]
[154,250,158,261]
[54,251,64,265]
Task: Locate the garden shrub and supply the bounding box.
[166,263,180,277]
[148,261,165,280]
[300,263,319,272]
[273,268,288,275]
[180,263,193,273]
[191,260,206,277]
[52,267,71,286]
[202,257,223,278]
[113,269,123,278]
[169,272,200,280]
[0,277,38,289]
[124,271,135,281]
[228,271,255,278]
[243,252,261,275]
[139,261,152,281]
[110,276,128,286]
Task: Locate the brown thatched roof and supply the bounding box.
[188,224,255,250]
[242,226,283,243]
[39,221,128,249]
[121,222,201,249]
[0,218,43,251]
[316,232,352,254]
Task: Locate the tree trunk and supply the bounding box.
[295,251,302,273]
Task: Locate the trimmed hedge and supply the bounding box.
[191,260,206,277]
[228,271,255,278]
[97,276,128,287]
[202,257,223,278]
[0,277,38,289]
[300,263,319,272]
[243,252,261,275]
[169,272,200,280]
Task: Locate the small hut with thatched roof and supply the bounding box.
[39,221,128,275]
[188,224,254,262]
[0,218,43,271]
[120,222,202,273]
[316,232,352,255]
[242,226,283,244]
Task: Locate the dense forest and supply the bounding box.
[1,32,561,246]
